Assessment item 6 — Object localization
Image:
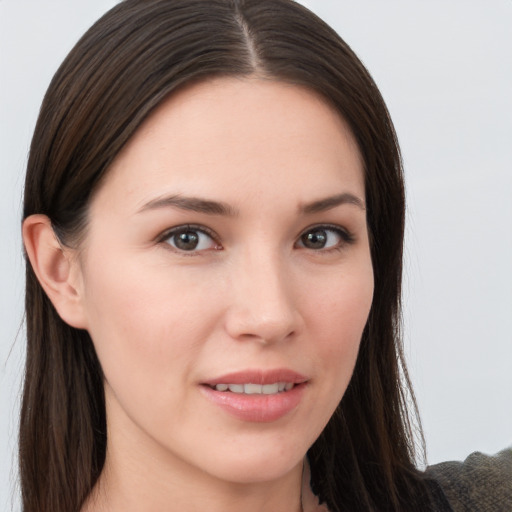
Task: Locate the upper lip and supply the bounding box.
[202,368,308,386]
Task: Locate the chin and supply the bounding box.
[212,459,303,485]
[197,440,307,484]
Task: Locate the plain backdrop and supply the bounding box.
[1,1,511,509]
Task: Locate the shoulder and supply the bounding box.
[424,448,512,512]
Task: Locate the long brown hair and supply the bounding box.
[21,1,429,510]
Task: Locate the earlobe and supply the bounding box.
[22,214,88,329]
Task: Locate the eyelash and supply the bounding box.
[157,223,355,255]
[158,224,221,255]
[296,224,355,252]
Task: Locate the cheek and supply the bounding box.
[306,262,374,391]
[289,265,373,448]
[79,252,218,388]
[79,254,227,440]
[312,264,373,346]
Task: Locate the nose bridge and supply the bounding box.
[225,244,299,343]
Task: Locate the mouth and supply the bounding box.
[200,369,308,421]
[207,382,297,394]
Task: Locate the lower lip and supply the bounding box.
[200,383,306,422]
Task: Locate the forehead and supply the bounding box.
[92,77,364,214]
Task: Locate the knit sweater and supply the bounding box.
[425,448,512,512]
[303,448,512,511]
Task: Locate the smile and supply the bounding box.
[201,369,308,421]
[211,382,295,394]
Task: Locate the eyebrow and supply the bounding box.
[138,195,238,216]
[299,192,366,214]
[138,192,365,216]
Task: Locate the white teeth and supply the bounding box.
[262,383,279,394]
[214,382,294,394]
[244,383,262,394]
[227,384,244,393]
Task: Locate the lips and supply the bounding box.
[200,369,308,422]
[203,368,308,386]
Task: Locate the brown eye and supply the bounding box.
[300,229,328,249]
[163,227,218,252]
[297,226,352,251]
[173,230,200,250]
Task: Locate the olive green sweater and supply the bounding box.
[425,448,512,511]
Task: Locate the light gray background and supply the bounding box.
[1,1,511,509]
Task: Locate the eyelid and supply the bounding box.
[295,223,355,250]
[155,222,354,254]
[157,224,222,252]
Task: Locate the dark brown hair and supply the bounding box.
[21,1,430,510]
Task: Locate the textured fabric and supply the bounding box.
[425,477,455,511]
[425,448,512,512]
[302,459,454,511]
[302,449,512,510]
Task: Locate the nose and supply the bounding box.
[223,251,301,345]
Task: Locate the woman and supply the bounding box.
[18,1,510,511]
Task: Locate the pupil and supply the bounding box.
[303,230,327,249]
[175,231,199,250]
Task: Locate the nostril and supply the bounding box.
[223,272,301,343]
[229,324,297,345]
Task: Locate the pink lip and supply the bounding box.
[200,368,308,423]
[203,368,308,386]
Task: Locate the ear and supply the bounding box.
[22,214,88,329]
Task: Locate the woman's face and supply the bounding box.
[75,78,374,484]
